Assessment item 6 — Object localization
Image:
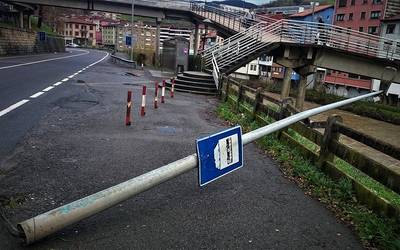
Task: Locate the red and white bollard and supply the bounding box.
[161,80,166,103]
[154,81,159,109]
[170,77,175,98]
[125,90,132,126]
[140,85,146,116]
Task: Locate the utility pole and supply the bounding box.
[131,0,135,61]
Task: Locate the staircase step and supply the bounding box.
[175,79,216,88]
[166,82,217,93]
[183,71,213,80]
[177,74,215,83]
[172,88,217,96]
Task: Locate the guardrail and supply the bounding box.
[110,54,137,68]
[16,77,382,245]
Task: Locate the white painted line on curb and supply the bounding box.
[30,92,44,98]
[77,70,82,73]
[53,82,63,86]
[42,86,54,92]
[0,99,29,117]
[0,50,90,70]
[68,75,75,78]
[61,78,69,82]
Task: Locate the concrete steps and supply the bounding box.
[166,71,217,95]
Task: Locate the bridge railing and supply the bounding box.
[280,19,400,61]
[192,3,400,72]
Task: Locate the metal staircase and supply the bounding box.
[190,2,400,89]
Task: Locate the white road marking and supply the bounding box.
[0,49,90,70]
[42,86,54,92]
[0,51,109,118]
[30,92,44,98]
[77,70,82,73]
[0,99,29,117]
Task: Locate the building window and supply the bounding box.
[90,26,93,30]
[386,24,396,34]
[368,26,377,34]
[349,13,353,20]
[75,24,79,29]
[362,0,368,3]
[338,0,347,7]
[370,11,380,19]
[75,31,79,36]
[351,0,355,5]
[89,33,93,38]
[361,12,366,20]
[336,14,345,21]
[359,27,364,32]
[372,0,382,4]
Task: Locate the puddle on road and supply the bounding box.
[156,126,182,135]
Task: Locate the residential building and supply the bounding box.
[290,5,334,24]
[160,26,192,51]
[333,0,386,35]
[64,17,96,46]
[330,0,400,98]
[102,24,117,46]
[379,14,400,104]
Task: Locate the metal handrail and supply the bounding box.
[191,2,400,73]
[211,51,220,89]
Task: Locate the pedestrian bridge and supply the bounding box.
[7,0,400,83]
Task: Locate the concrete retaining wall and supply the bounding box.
[0,27,65,56]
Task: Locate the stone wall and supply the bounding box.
[0,27,65,56]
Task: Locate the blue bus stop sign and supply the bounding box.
[196,126,243,186]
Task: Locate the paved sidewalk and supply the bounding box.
[0,60,362,249]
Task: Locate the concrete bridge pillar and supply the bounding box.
[281,67,293,99]
[296,74,308,111]
[194,22,200,55]
[19,11,24,29]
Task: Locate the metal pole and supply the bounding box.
[17,90,382,245]
[130,0,135,61]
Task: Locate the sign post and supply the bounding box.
[196,126,243,186]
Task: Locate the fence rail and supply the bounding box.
[221,76,400,216]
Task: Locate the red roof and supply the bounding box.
[290,5,333,17]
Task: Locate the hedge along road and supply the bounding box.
[0,57,362,249]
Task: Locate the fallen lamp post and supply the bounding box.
[17,90,382,245]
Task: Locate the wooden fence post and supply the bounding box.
[224,78,231,102]
[252,87,262,121]
[277,98,292,139]
[317,115,343,167]
[236,84,243,111]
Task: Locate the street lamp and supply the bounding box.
[131,0,135,61]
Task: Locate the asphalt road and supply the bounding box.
[0,52,362,249]
[0,49,108,159]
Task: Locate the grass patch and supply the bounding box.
[217,100,400,250]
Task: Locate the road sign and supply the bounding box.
[197,126,243,186]
[126,36,132,46]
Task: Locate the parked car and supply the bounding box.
[66,43,79,48]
